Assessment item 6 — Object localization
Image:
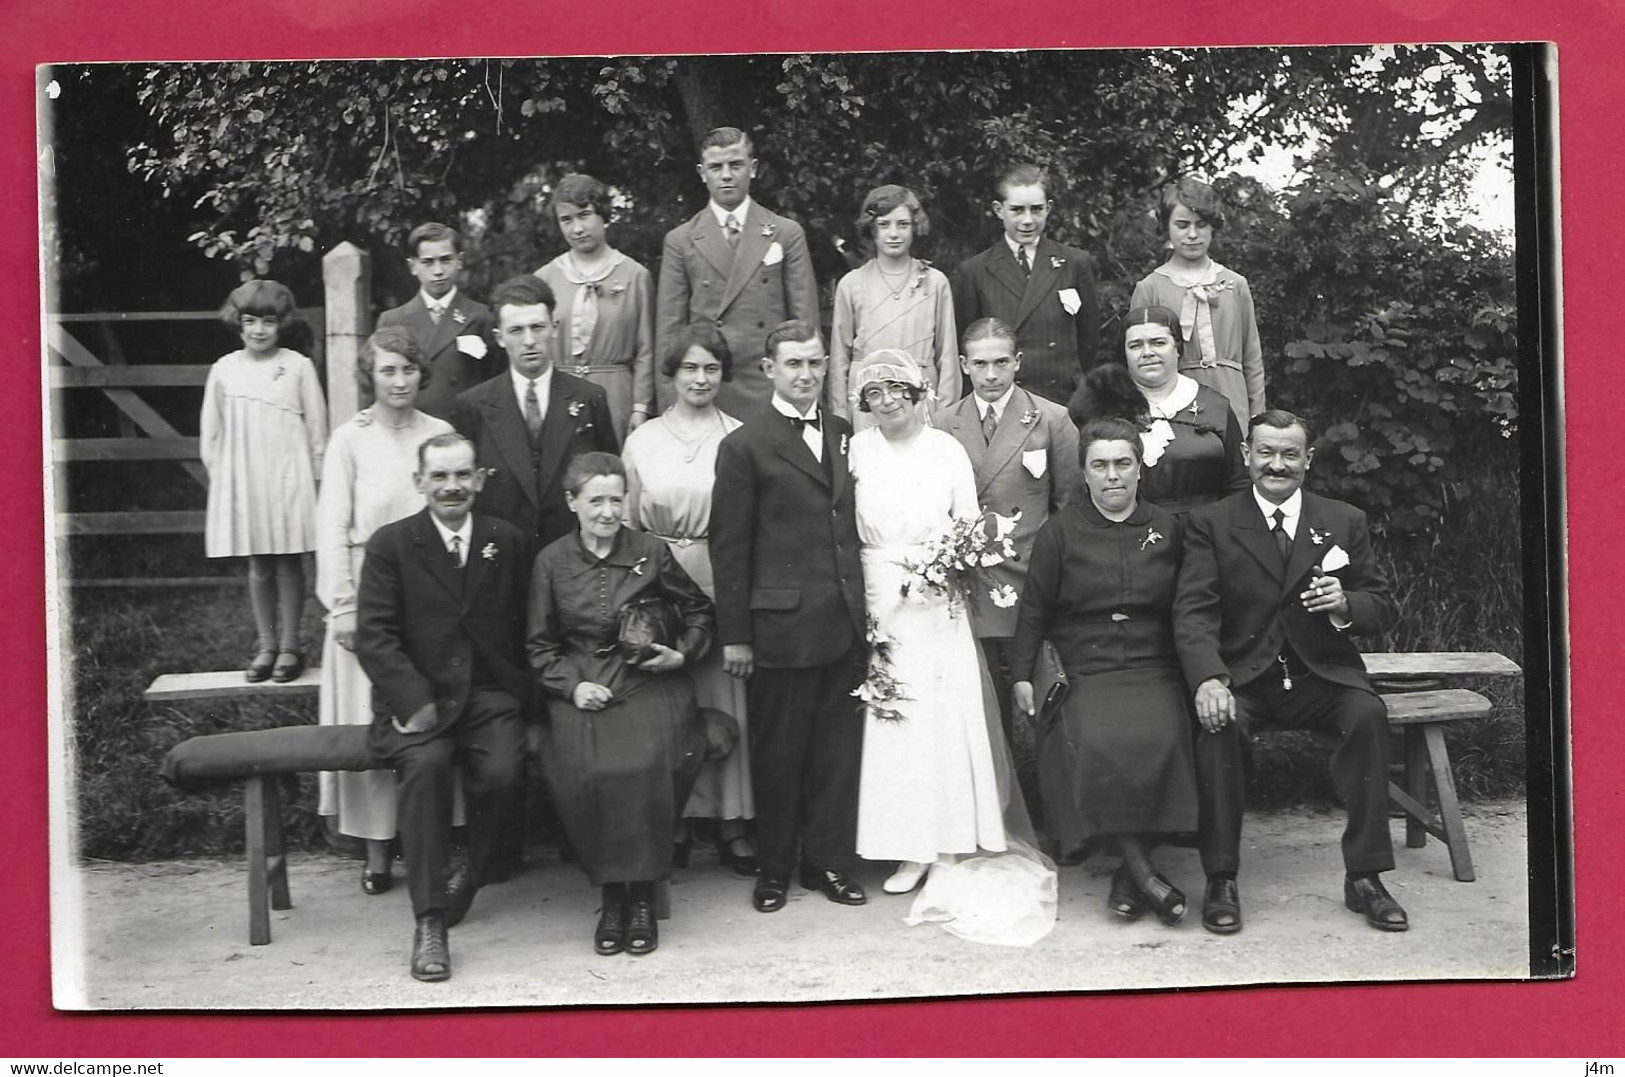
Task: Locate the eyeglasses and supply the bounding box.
[861,381,914,404]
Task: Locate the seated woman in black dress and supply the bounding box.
[1069,304,1247,517]
[527,452,715,956]
[1009,418,1200,925]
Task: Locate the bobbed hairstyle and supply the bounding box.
[856,184,929,244]
[488,273,556,316]
[407,221,463,257]
[563,451,626,497]
[661,322,734,381]
[549,174,611,226]
[1157,177,1227,232]
[1068,363,1151,430]
[763,319,822,363]
[1077,416,1145,467]
[356,326,429,403]
[996,163,1050,201]
[219,279,298,335]
[1248,408,1314,447]
[415,431,476,472]
[700,126,754,157]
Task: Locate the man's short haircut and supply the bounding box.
[1248,408,1313,446]
[856,184,929,243]
[563,451,626,497]
[701,126,754,157]
[549,174,611,225]
[488,274,556,317]
[996,163,1050,202]
[1157,177,1227,232]
[416,431,476,472]
[357,325,430,402]
[763,319,822,362]
[961,316,1018,353]
[407,222,463,257]
[661,322,734,381]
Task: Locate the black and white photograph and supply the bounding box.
[40,43,1564,1011]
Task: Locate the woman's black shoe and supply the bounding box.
[594,899,627,956]
[720,838,760,878]
[361,868,393,896]
[1140,871,1187,926]
[1107,863,1147,921]
[626,899,658,955]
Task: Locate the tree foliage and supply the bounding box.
[89,45,1523,532]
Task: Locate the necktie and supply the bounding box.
[524,380,542,445]
[448,535,463,569]
[724,214,741,249]
[1016,245,1031,276]
[1272,508,1291,564]
[428,303,444,325]
[981,406,998,444]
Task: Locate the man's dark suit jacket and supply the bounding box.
[354,509,532,744]
[709,406,865,670]
[951,235,1101,405]
[376,292,500,421]
[450,371,619,550]
[1174,489,1397,695]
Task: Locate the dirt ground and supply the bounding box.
[54,799,1530,1010]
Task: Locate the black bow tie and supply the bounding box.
[788,413,821,431]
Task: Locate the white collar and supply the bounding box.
[511,364,553,393]
[1004,235,1040,262]
[1145,374,1200,418]
[421,286,459,310]
[1252,486,1304,525]
[710,198,755,230]
[429,513,474,552]
[975,385,1016,420]
[771,393,818,420]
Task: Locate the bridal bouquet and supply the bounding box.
[852,616,910,723]
[898,509,1022,612]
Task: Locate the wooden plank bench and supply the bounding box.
[150,670,721,944]
[1359,651,1522,884]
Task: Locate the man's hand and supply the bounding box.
[722,643,754,680]
[1194,676,1235,734]
[1299,573,1350,619]
[1012,680,1036,719]
[634,643,686,673]
[572,682,614,711]
[390,702,438,736]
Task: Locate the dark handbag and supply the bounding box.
[615,591,682,664]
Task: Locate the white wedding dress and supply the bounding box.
[851,425,1057,946]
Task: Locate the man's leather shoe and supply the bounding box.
[410,912,451,982]
[1344,874,1409,931]
[446,852,476,928]
[752,874,790,913]
[1202,875,1243,935]
[799,867,868,905]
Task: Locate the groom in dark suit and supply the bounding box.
[1174,409,1405,936]
[952,163,1101,405]
[451,274,619,549]
[710,319,869,913]
[355,433,532,982]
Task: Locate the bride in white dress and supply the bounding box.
[848,349,1055,946]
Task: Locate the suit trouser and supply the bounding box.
[747,640,866,879]
[1194,670,1395,877]
[374,688,525,918]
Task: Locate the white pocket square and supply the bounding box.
[1058,288,1082,316]
[762,241,784,267]
[1320,544,1350,573]
[1022,449,1048,479]
[456,334,488,360]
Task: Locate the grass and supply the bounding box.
[62,477,1530,861]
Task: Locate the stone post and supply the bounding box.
[322,242,370,428]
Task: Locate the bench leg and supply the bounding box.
[245,776,271,945]
[1404,727,1429,849]
[1423,725,1476,882]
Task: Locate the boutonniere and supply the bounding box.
[567,401,584,419]
[608,281,627,297]
[1020,408,1040,427]
[761,223,777,239]
[1186,401,1203,418]
[481,542,498,563]
[1308,526,1332,547]
[451,308,468,325]
[1051,256,1066,269]
[840,433,849,456]
[630,556,647,577]
[1140,526,1164,551]
[271,359,287,381]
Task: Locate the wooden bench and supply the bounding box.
[1359,651,1522,883]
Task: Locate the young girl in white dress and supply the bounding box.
[199,280,327,683]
